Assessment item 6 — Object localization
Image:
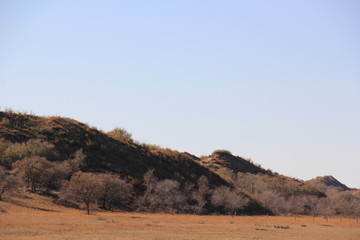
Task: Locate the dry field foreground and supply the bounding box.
[1,193,360,240]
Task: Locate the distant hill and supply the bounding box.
[197,150,325,199]
[307,175,350,192]
[197,150,272,176]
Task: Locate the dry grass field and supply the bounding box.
[1,193,359,240]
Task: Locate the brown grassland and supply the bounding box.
[1,193,359,240]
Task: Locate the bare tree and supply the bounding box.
[97,173,132,210]
[330,191,360,217]
[137,168,157,208]
[61,172,102,214]
[0,167,22,200]
[0,138,10,167]
[142,177,186,213]
[235,173,257,194]
[12,157,69,193]
[42,161,70,192]
[153,179,185,213]
[211,186,248,215]
[191,175,209,214]
[12,156,52,192]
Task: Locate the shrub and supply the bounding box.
[64,149,86,173]
[189,175,209,214]
[97,173,132,210]
[211,186,248,214]
[60,172,102,214]
[12,156,52,192]
[0,117,10,126]
[212,149,232,155]
[0,167,22,200]
[108,127,133,141]
[147,179,186,213]
[0,138,11,167]
[12,156,69,193]
[3,139,57,168]
[140,143,161,151]
[139,169,187,213]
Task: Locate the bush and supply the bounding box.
[12,156,69,193]
[97,173,132,210]
[0,117,10,126]
[0,138,11,167]
[140,143,161,151]
[211,186,248,214]
[64,149,86,173]
[212,149,232,155]
[3,139,57,168]
[60,172,103,214]
[147,179,186,213]
[108,127,133,141]
[0,167,22,200]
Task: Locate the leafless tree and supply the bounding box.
[0,138,11,167]
[12,156,69,193]
[191,175,209,214]
[211,186,248,215]
[60,172,102,214]
[42,161,70,192]
[97,173,132,210]
[139,171,187,213]
[235,173,257,194]
[147,179,186,213]
[0,167,22,200]
[12,156,52,192]
[137,168,157,208]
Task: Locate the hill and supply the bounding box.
[0,111,228,186]
[197,150,326,208]
[197,149,272,178]
[3,110,358,217]
[0,110,271,214]
[307,175,351,192]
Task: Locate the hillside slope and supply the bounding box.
[0,111,228,187]
[307,175,351,192]
[197,150,272,176]
[198,150,326,200]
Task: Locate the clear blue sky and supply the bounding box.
[1,0,359,187]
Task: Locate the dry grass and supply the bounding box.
[1,193,360,240]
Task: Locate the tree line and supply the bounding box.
[0,138,359,218]
[0,138,249,215]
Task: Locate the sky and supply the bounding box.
[0,0,359,188]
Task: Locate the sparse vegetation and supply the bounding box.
[12,156,69,193]
[211,186,248,215]
[107,127,133,141]
[97,173,132,210]
[0,111,359,219]
[2,139,57,168]
[0,167,22,200]
[60,172,103,214]
[212,149,232,155]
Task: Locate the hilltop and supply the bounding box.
[307,175,351,192]
[198,149,272,177]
